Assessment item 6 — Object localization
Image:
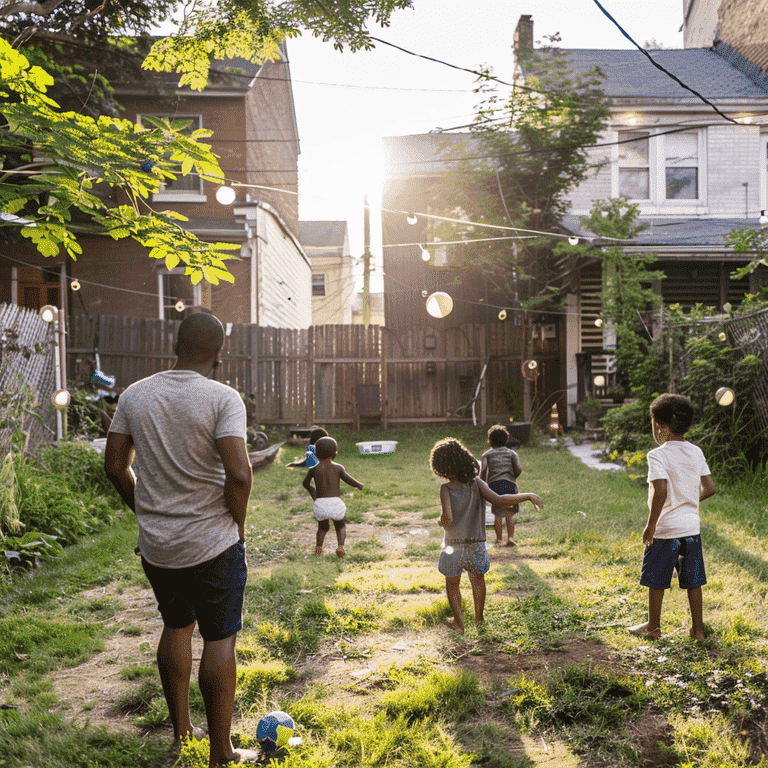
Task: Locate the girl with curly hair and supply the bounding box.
[430,438,544,634]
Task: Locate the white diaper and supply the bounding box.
[313,497,347,521]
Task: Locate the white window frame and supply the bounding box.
[158,269,202,320]
[139,114,207,203]
[312,273,326,297]
[612,128,707,213]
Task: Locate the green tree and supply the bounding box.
[432,37,611,307]
[576,198,664,390]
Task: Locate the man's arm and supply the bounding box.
[104,432,136,513]
[643,478,667,545]
[215,436,253,541]
[700,474,716,502]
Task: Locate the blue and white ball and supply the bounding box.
[256,710,297,756]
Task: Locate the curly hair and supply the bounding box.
[430,438,478,483]
[315,436,338,461]
[650,393,694,435]
[487,424,509,448]
[308,426,329,445]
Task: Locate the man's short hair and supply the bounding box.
[487,425,509,448]
[176,312,225,360]
[315,436,337,460]
[650,393,694,434]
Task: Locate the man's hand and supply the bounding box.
[642,525,655,546]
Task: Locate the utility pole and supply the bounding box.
[362,193,371,327]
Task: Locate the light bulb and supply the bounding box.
[527,360,538,370]
[568,236,579,246]
[425,291,453,318]
[51,389,71,410]
[39,305,58,323]
[421,290,428,298]
[593,375,606,387]
[760,213,768,226]
[216,185,236,205]
[420,246,431,262]
[718,332,726,341]
[716,387,735,406]
[498,309,507,320]
[594,317,603,328]
[175,300,185,313]
[406,213,418,225]
[70,280,80,291]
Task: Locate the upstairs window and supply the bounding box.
[665,131,699,200]
[312,274,326,297]
[618,131,650,200]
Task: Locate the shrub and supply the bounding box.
[602,399,654,455]
[38,441,121,504]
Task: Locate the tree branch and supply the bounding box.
[0,1,67,19]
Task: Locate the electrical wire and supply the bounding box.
[590,0,738,124]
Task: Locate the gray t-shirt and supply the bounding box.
[109,370,247,569]
[443,479,486,544]
[482,446,520,485]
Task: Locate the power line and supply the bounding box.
[591,0,738,124]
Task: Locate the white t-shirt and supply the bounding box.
[110,370,247,568]
[646,440,711,538]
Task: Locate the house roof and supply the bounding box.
[557,48,768,99]
[299,221,348,249]
[560,214,764,252]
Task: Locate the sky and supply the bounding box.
[285,0,686,283]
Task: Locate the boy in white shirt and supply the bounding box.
[629,393,716,641]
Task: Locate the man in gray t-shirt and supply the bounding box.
[105,312,256,766]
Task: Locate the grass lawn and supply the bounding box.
[1,424,768,767]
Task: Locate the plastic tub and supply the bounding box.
[355,440,398,456]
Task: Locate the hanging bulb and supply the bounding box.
[760,210,768,226]
[594,317,603,328]
[718,332,727,341]
[70,280,81,291]
[715,387,735,406]
[593,375,606,387]
[425,291,453,318]
[175,300,185,313]
[406,213,418,225]
[421,290,428,298]
[568,236,579,246]
[498,309,507,320]
[420,246,431,262]
[216,185,236,205]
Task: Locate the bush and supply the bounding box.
[602,400,654,456]
[38,440,121,504]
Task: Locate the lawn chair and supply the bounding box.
[353,383,382,431]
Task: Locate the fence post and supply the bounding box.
[380,325,388,431]
[479,330,487,426]
[249,323,259,422]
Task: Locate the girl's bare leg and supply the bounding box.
[467,571,486,626]
[443,575,464,634]
[493,509,503,543]
[504,509,516,546]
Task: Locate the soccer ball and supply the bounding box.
[256,710,296,756]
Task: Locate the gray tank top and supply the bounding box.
[444,479,486,543]
[483,447,519,484]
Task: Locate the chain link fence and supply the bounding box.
[0,303,57,455]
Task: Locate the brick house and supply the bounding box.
[0,45,311,329]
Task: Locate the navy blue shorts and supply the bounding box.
[142,539,247,641]
[438,541,490,578]
[640,535,706,590]
[488,479,519,515]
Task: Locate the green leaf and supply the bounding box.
[165,253,180,271]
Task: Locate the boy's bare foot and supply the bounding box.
[493,540,502,546]
[314,546,323,555]
[505,540,516,547]
[628,621,661,639]
[441,618,464,635]
[336,546,345,558]
[173,725,205,749]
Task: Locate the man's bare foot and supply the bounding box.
[628,621,661,639]
[505,540,517,547]
[314,546,323,555]
[441,618,464,635]
[690,628,705,640]
[173,725,205,749]
[336,546,345,558]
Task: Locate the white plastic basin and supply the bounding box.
[356,440,398,456]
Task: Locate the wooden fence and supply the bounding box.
[67,314,562,428]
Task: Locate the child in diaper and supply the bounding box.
[302,436,364,558]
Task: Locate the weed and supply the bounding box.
[345,537,386,563]
[115,679,163,715]
[237,660,296,706]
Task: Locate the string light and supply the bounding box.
[39,305,58,323]
[594,318,603,328]
[216,185,236,205]
[498,309,507,320]
[593,375,606,387]
[716,387,735,406]
[70,280,81,291]
[421,290,428,298]
[568,236,579,246]
[718,332,727,341]
[51,389,71,409]
[425,291,453,318]
[420,246,431,262]
[175,300,185,313]
[406,213,418,225]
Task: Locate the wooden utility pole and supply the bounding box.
[362,193,371,327]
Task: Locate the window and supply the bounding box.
[140,115,205,201]
[618,131,650,199]
[158,270,201,320]
[312,273,326,297]
[760,134,768,214]
[615,129,705,207]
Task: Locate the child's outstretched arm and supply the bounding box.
[302,468,317,500]
[476,477,543,510]
[700,474,715,502]
[340,466,364,491]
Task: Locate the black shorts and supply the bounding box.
[142,539,247,641]
[488,479,519,515]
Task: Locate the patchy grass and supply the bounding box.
[2,426,768,767]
